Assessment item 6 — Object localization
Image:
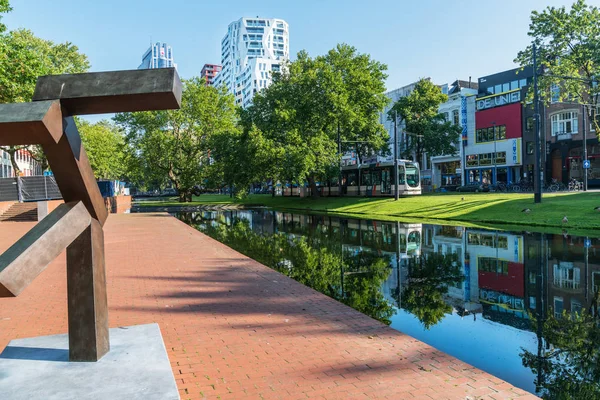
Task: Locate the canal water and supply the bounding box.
[174,209,600,398]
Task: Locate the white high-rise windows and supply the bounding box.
[217,17,289,107]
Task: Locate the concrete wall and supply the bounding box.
[37,196,132,221]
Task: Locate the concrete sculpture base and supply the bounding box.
[0,324,179,400]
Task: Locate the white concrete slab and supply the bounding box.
[0,323,179,400]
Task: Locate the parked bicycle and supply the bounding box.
[568,178,582,192]
[494,181,508,192]
[548,178,565,192]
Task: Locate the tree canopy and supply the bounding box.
[78,120,126,180]
[388,78,461,164]
[0,0,11,33]
[515,0,600,134]
[521,308,600,399]
[0,24,89,176]
[115,77,238,201]
[395,253,463,329]
[239,44,390,197]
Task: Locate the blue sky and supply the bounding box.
[4,0,579,90]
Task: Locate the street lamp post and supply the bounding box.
[492,121,497,185]
[337,121,342,197]
[394,110,399,201]
[582,105,588,191]
[533,44,542,203]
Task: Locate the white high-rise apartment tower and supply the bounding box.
[214,17,289,108]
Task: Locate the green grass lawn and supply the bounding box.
[135,192,600,233]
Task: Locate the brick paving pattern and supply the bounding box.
[0,214,538,399]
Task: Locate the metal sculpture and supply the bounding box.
[0,68,182,361]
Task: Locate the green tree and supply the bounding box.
[395,253,464,329]
[0,27,89,175]
[388,78,461,165]
[0,0,11,33]
[521,308,600,399]
[242,44,390,197]
[115,78,238,202]
[515,0,600,134]
[78,120,126,180]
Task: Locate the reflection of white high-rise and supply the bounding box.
[214,17,289,108]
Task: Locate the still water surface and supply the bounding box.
[175,209,600,399]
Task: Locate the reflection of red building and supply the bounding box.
[479,262,524,298]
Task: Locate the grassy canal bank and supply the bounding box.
[135,191,600,234]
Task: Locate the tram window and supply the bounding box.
[344,171,357,186]
[361,171,370,186]
[398,166,406,184]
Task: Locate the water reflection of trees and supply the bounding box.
[392,253,464,330]
[195,218,396,324]
[521,304,600,400]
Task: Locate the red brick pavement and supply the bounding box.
[0,214,539,399]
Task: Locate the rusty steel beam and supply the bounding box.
[67,218,108,362]
[0,202,91,297]
[0,100,63,146]
[43,117,108,226]
[32,68,182,115]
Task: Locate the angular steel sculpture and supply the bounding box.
[0,68,182,361]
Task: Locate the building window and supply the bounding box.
[495,152,507,164]
[479,257,509,274]
[551,111,578,136]
[475,125,506,143]
[526,116,534,131]
[550,83,560,103]
[479,153,492,166]
[510,80,519,90]
[466,155,478,167]
[526,141,534,155]
[453,109,459,125]
[520,79,527,88]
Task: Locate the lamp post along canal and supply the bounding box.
[533,43,542,203]
[582,105,588,191]
[394,111,399,201]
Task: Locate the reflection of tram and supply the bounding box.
[341,156,421,197]
[343,219,422,259]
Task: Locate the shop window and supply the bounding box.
[589,157,600,180]
[526,141,534,155]
[551,111,578,136]
[453,109,459,125]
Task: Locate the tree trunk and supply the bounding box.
[5,147,22,177]
[307,175,320,199]
[178,189,192,202]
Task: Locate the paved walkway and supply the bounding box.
[0,214,537,399]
